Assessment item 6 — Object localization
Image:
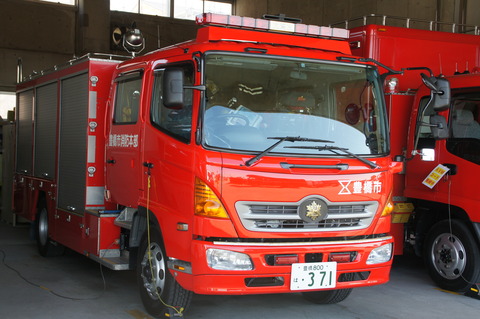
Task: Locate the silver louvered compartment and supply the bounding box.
[34,83,58,179]
[57,73,88,214]
[236,197,378,232]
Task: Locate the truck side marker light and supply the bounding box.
[194,177,229,219]
[176,223,188,231]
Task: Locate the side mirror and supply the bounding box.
[163,68,184,109]
[430,114,449,139]
[421,73,451,112]
[431,78,450,112]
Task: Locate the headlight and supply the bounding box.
[366,243,393,264]
[206,249,253,270]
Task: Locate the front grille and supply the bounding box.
[236,197,378,233]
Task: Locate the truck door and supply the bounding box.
[141,64,195,238]
[441,93,480,207]
[106,70,144,207]
[407,92,480,202]
[405,96,441,196]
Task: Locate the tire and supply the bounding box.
[136,227,192,318]
[35,202,65,257]
[424,219,480,292]
[302,288,353,304]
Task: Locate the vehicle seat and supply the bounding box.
[452,109,480,139]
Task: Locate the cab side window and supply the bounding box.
[446,95,480,165]
[151,64,194,143]
[113,72,143,124]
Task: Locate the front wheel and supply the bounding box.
[302,288,353,304]
[424,219,480,292]
[136,227,192,318]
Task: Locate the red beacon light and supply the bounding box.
[196,13,349,39]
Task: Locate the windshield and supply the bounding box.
[203,54,388,156]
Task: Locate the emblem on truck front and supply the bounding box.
[298,198,328,223]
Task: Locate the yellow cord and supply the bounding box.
[145,173,184,317]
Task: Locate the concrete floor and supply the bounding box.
[1,221,479,319]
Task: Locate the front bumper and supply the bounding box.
[173,235,394,295]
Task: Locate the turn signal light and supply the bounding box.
[381,194,394,217]
[194,177,229,219]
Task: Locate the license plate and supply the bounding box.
[290,262,337,291]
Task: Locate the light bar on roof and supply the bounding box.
[196,13,350,39]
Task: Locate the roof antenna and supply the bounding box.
[438,54,444,77]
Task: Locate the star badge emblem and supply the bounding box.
[306,201,322,221]
[298,198,328,223]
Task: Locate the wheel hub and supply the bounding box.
[432,233,466,280]
[140,242,166,300]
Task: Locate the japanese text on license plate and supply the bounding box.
[290,262,337,290]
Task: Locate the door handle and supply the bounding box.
[143,162,154,169]
[107,159,116,164]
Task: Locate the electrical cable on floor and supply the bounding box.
[0,247,107,301]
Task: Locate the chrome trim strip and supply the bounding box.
[213,236,393,247]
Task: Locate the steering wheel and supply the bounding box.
[215,113,250,126]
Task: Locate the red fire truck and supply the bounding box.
[14,13,402,317]
[344,15,480,293]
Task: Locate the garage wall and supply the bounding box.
[0,0,76,91]
[236,0,437,25]
[235,0,477,29]
[1,0,479,92]
[0,0,198,92]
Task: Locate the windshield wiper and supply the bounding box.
[245,136,334,167]
[286,145,379,169]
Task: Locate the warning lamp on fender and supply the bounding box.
[196,13,349,39]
